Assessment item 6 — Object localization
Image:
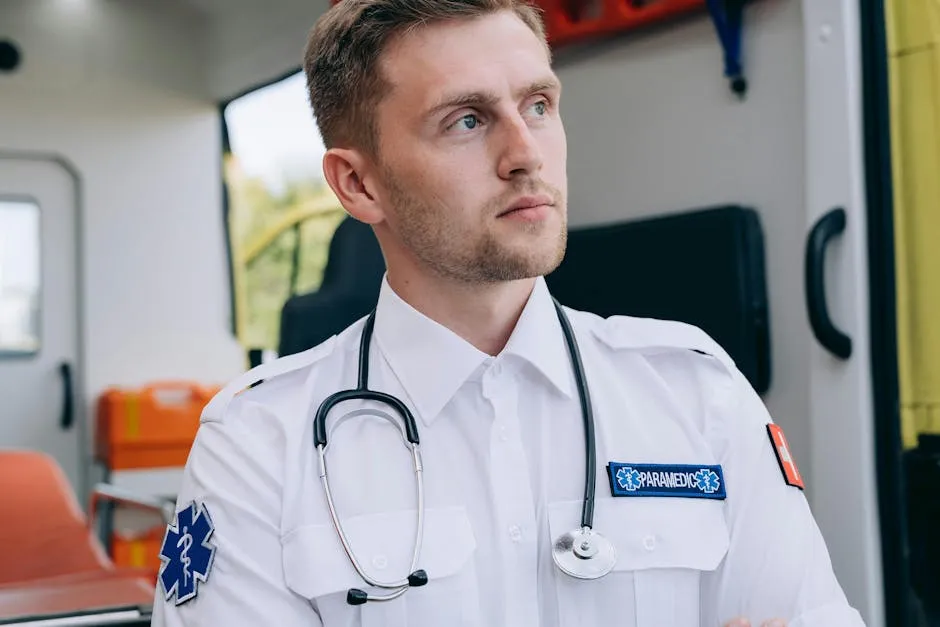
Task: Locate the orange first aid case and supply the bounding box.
[95,382,219,471]
[111,525,165,581]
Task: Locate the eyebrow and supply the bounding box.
[425,76,562,119]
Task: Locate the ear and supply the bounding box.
[322,148,386,225]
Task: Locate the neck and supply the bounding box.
[386,268,537,356]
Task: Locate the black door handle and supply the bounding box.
[59,361,74,430]
[805,208,853,360]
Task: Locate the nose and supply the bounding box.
[497,115,543,180]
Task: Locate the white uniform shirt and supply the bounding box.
[151,276,865,627]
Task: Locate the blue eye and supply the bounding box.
[455,114,479,131]
[529,101,547,117]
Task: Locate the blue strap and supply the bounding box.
[705,0,746,95]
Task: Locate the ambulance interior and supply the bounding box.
[0,0,936,625]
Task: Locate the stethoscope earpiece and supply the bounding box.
[408,569,429,586]
[345,569,429,606]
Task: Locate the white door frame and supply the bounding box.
[801,1,885,625]
[0,150,89,503]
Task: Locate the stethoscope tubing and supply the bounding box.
[551,298,597,530]
[312,297,602,605]
[316,407,425,591]
[314,310,429,604]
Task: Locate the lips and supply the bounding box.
[498,194,555,217]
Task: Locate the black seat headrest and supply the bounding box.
[278,216,386,356]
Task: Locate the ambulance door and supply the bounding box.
[802,0,885,625]
[0,155,85,499]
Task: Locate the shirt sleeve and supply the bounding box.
[699,366,867,627]
[150,395,321,626]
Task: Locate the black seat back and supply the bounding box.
[278,217,386,357]
[546,205,771,394]
[280,207,772,397]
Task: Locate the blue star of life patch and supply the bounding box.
[159,501,216,606]
[607,462,727,499]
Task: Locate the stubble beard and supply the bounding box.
[384,171,568,285]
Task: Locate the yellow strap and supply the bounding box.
[130,541,146,568]
[125,394,140,439]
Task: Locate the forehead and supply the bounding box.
[379,11,554,107]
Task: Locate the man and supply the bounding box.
[152,1,866,626]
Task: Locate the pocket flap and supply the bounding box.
[282,505,476,599]
[547,497,729,572]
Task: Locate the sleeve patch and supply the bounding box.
[159,501,216,605]
[766,423,805,490]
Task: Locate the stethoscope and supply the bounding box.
[313,297,616,607]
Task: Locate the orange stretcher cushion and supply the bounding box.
[95,382,219,470]
[0,451,113,585]
[0,571,155,620]
[0,451,156,620]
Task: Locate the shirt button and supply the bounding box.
[499,426,509,442]
[372,555,388,570]
[491,362,502,377]
[643,535,656,551]
[508,525,522,542]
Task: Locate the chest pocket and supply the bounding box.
[281,505,482,627]
[547,497,729,627]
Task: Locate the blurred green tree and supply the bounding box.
[225,155,346,353]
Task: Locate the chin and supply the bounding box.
[513,243,567,278]
[470,223,566,276]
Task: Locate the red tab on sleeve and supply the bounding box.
[766,423,805,489]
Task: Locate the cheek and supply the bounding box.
[385,154,471,221]
[542,125,568,182]
[392,138,457,187]
[417,148,488,205]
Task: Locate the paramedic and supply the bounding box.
[151,1,866,626]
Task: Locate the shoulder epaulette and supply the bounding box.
[201,335,338,423]
[589,314,736,372]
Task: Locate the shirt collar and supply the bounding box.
[502,276,576,401]
[372,275,575,426]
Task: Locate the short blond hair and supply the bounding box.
[303,0,548,156]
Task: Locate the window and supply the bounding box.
[0,199,41,356]
[223,71,346,352]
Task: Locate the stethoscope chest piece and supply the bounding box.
[551,527,617,580]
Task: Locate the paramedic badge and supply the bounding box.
[159,501,216,606]
[606,462,727,499]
